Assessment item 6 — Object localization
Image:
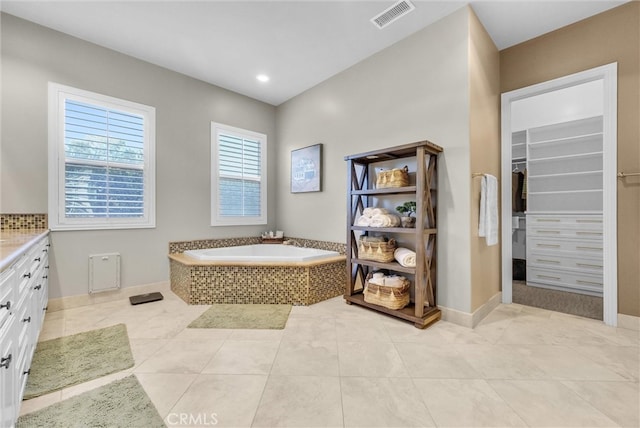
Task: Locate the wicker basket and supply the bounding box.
[358,237,396,263]
[376,166,409,189]
[363,272,410,310]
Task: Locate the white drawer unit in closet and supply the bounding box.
[526,215,603,295]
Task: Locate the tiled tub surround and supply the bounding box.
[168,238,347,305]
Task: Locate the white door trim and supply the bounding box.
[500,63,618,326]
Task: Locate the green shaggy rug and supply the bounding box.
[24,324,135,399]
[17,375,165,428]
[188,304,292,329]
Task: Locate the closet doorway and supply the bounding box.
[500,63,618,326]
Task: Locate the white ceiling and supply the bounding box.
[0,0,629,106]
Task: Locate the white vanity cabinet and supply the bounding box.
[0,234,49,427]
[1,268,17,428]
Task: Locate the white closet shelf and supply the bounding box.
[527,189,602,195]
[527,170,602,179]
[527,132,603,146]
[528,151,603,163]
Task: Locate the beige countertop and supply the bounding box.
[0,229,49,272]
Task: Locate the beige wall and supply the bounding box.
[1,14,277,298]
[277,7,487,313]
[468,10,501,312]
[500,2,640,316]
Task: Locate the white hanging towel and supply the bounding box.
[478,174,499,246]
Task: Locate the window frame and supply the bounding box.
[48,82,156,230]
[211,122,267,226]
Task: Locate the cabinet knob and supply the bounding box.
[23,369,30,375]
[34,257,41,262]
[42,275,48,279]
[23,316,31,323]
[34,284,42,290]
[0,301,10,311]
[23,272,31,279]
[42,248,48,253]
[0,354,11,369]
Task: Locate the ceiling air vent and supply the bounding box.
[370,0,415,29]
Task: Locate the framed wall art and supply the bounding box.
[291,143,322,193]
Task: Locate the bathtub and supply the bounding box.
[169,242,346,306]
[184,244,339,263]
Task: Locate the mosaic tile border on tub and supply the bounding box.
[1,213,48,230]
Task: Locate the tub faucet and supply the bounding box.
[284,239,310,247]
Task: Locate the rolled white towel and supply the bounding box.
[355,215,371,226]
[368,273,406,288]
[370,213,401,227]
[368,277,385,286]
[362,207,375,218]
[394,247,416,267]
[383,275,407,288]
[371,207,389,216]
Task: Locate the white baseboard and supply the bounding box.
[618,313,640,331]
[47,281,170,312]
[471,292,502,328]
[439,306,474,328]
[439,292,502,329]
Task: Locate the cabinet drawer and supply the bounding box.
[0,269,15,332]
[527,253,603,274]
[528,237,603,255]
[527,214,602,229]
[527,227,603,240]
[527,266,603,294]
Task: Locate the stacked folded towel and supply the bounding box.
[394,247,416,267]
[356,207,400,228]
[368,272,407,288]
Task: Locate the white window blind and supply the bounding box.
[211,123,267,226]
[49,83,155,230]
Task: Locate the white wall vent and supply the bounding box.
[89,253,121,293]
[371,0,415,29]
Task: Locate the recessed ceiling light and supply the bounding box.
[256,74,270,83]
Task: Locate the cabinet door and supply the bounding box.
[0,320,16,428]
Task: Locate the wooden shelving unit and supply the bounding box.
[344,141,443,328]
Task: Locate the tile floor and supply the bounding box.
[21,291,640,427]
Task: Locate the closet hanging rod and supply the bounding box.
[617,172,640,178]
